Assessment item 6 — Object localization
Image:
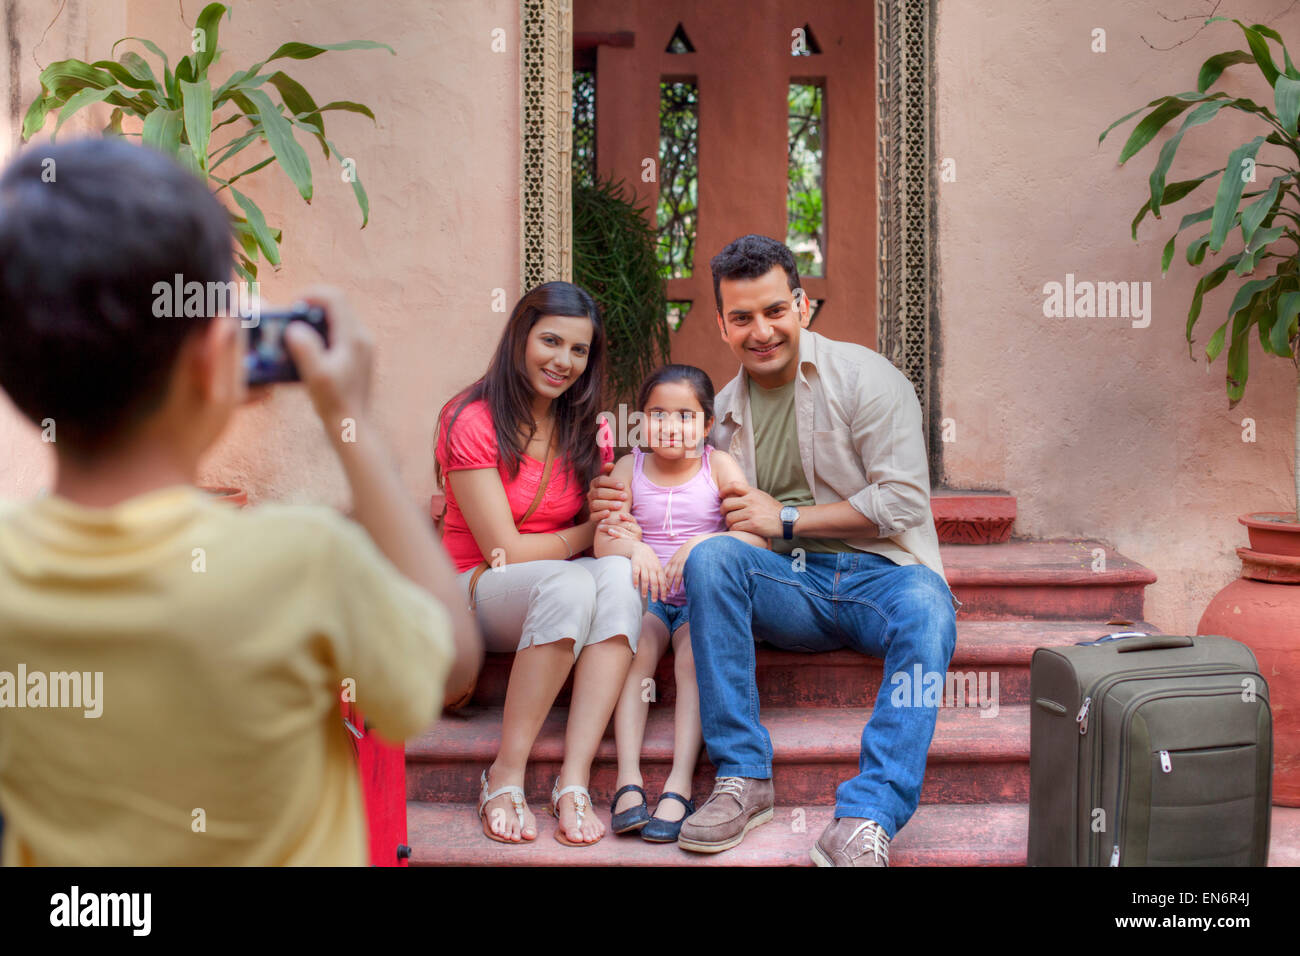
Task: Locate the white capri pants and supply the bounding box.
[458,555,643,657]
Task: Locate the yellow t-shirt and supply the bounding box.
[0,485,453,866]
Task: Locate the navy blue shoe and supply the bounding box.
[610,784,650,834]
[641,792,695,843]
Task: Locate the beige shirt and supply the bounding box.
[709,328,958,610]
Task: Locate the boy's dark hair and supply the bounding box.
[637,363,715,423]
[0,138,233,458]
[709,234,801,314]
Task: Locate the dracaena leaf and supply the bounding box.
[1198,50,1255,92]
[241,87,313,202]
[230,187,281,267]
[180,78,214,171]
[1209,136,1269,252]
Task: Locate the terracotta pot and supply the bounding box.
[200,486,248,508]
[1197,513,1300,806]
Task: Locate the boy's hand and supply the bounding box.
[283,286,374,428]
[629,542,666,602]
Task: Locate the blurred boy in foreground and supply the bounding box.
[0,138,479,865]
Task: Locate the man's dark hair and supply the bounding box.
[0,138,234,458]
[709,234,801,314]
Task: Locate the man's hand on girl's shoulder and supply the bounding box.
[587,460,627,523]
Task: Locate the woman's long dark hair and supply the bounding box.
[435,281,606,498]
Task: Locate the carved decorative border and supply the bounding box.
[877,0,935,445]
[520,0,572,292]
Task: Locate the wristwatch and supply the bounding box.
[780,506,800,540]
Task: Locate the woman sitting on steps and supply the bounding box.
[434,281,642,847]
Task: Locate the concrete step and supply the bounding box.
[945,539,1156,620]
[406,801,1300,866]
[435,490,1020,546]
[429,494,1154,624]
[467,618,1159,708]
[932,490,1016,544]
[408,703,1030,805]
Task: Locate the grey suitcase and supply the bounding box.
[1029,632,1271,866]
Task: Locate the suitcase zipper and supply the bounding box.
[1110,683,1258,866]
[1081,665,1249,865]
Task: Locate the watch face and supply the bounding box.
[780,506,798,522]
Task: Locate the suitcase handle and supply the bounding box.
[1076,630,1149,645]
[1115,635,1194,653]
[1075,632,1195,652]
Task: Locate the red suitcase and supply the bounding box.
[342,700,410,866]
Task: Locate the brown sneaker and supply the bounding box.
[810,816,891,867]
[676,776,774,853]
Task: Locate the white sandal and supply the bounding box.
[550,778,600,847]
[478,769,532,844]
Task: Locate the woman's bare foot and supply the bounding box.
[555,785,605,844]
[481,767,537,842]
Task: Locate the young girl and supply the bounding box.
[594,365,768,842]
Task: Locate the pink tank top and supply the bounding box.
[630,444,728,605]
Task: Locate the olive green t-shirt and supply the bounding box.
[748,377,852,555]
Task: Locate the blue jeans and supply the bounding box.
[647,597,690,636]
[682,535,958,837]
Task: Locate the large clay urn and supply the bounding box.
[1198,512,1300,806]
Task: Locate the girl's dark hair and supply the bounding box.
[637,364,715,422]
[436,281,605,494]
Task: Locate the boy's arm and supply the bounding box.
[285,288,482,711]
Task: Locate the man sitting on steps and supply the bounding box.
[593,234,959,866]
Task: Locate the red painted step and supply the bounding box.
[435,490,1020,546]
[932,490,1016,544]
[946,540,1156,620]
[467,619,1159,708]
[407,801,1300,866]
[408,703,1031,806]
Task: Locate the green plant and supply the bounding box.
[573,173,671,415]
[22,2,393,282]
[1102,16,1300,521]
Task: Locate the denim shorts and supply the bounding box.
[647,597,689,636]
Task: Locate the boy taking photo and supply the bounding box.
[0,138,479,865]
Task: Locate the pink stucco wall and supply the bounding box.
[1,0,519,509]
[3,1,1298,637]
[936,1,1300,633]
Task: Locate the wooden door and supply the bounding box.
[575,0,878,391]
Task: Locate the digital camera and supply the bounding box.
[243,303,328,385]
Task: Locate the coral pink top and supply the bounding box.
[435,398,614,573]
